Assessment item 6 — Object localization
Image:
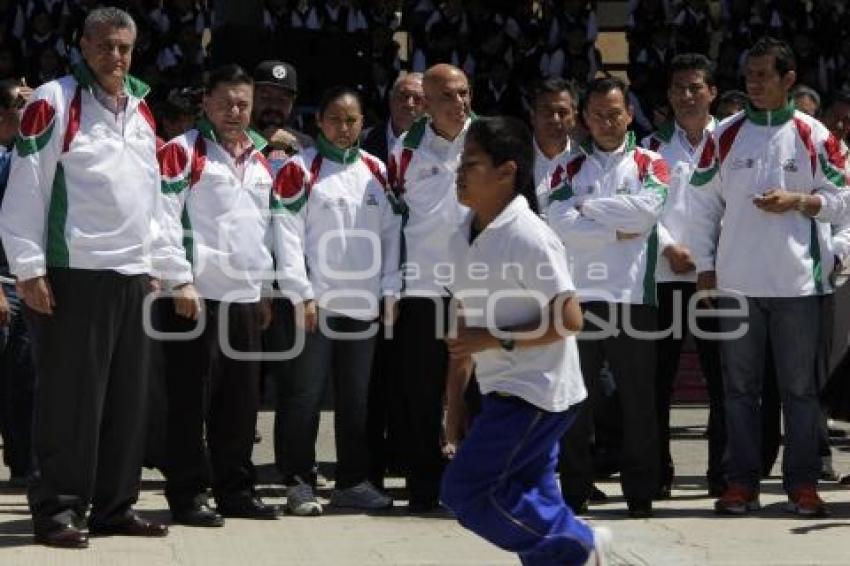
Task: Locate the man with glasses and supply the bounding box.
[0,7,168,547]
[547,76,668,518]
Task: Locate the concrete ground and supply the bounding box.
[1,405,850,565]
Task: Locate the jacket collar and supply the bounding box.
[196,118,267,153]
[745,99,795,126]
[580,130,637,156]
[534,135,572,163]
[72,63,150,99]
[316,132,360,164]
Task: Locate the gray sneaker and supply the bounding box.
[286,479,323,516]
[330,481,392,510]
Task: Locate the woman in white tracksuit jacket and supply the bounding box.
[272,87,403,516]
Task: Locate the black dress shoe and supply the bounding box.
[407,498,440,514]
[172,503,225,527]
[565,499,588,514]
[34,524,89,549]
[217,496,280,519]
[89,515,169,537]
[654,482,672,500]
[589,485,608,502]
[627,500,653,519]
[708,480,727,498]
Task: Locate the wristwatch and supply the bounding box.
[499,337,516,352]
[795,194,808,213]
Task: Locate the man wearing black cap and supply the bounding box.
[252,60,313,168]
[253,60,313,483]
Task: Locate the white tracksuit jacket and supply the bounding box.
[154,120,278,302]
[533,137,573,211]
[642,118,717,284]
[0,65,163,280]
[387,116,471,297]
[689,101,850,297]
[272,135,403,320]
[546,131,669,305]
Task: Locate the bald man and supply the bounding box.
[387,64,473,513]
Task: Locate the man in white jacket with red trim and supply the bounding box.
[642,53,725,500]
[690,37,850,517]
[0,7,168,548]
[547,76,668,519]
[531,77,577,211]
[386,64,473,513]
[154,64,283,527]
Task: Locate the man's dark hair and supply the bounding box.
[159,87,201,121]
[467,116,537,215]
[747,36,796,76]
[715,89,748,110]
[581,76,629,114]
[205,64,253,94]
[668,53,716,88]
[531,78,578,109]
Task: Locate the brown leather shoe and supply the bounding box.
[34,524,89,549]
[90,515,168,537]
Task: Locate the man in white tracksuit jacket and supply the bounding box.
[386,64,472,512]
[0,8,168,547]
[154,65,282,526]
[530,77,577,211]
[547,76,668,519]
[690,38,850,517]
[642,53,724,499]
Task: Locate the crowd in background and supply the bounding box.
[3,1,850,141]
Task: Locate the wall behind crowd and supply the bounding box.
[1,0,847,140]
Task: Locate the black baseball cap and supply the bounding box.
[254,60,298,93]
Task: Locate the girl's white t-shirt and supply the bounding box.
[447,196,587,412]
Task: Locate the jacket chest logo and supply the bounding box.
[615,180,631,195]
[730,158,755,170]
[90,123,111,139]
[415,165,442,181]
[366,193,378,206]
[323,197,349,210]
[782,159,798,172]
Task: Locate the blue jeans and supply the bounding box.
[441,394,593,566]
[0,283,35,477]
[276,314,377,489]
[718,295,822,492]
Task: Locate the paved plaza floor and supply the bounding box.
[1,405,849,565]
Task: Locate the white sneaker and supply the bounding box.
[286,479,323,516]
[583,526,613,566]
[330,481,393,510]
